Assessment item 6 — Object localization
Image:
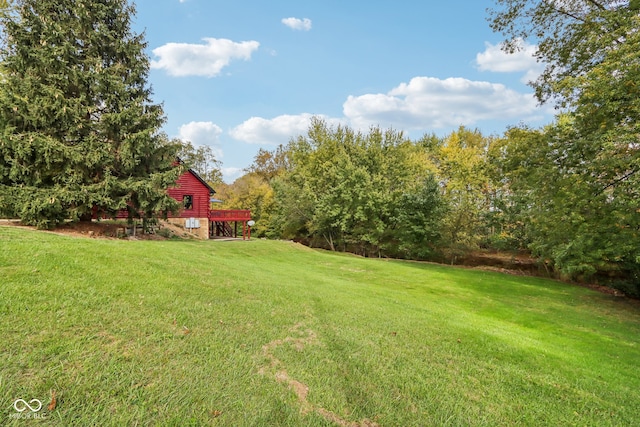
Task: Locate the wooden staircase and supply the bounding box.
[214,221,234,237]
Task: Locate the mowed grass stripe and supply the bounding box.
[1,226,639,426]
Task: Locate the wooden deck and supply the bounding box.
[208,209,251,221]
[208,209,252,239]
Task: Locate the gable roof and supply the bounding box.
[174,157,216,195]
[186,168,216,195]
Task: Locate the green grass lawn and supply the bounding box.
[1,226,639,426]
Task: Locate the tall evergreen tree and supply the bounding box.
[0,0,181,228]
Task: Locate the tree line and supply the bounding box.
[219,112,638,295]
[0,1,637,294]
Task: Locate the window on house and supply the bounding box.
[183,195,193,210]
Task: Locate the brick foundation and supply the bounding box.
[166,217,210,239]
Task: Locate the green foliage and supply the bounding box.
[263,118,444,258]
[431,127,497,255]
[494,120,639,293]
[268,170,315,239]
[0,0,180,228]
[388,175,446,259]
[489,0,640,292]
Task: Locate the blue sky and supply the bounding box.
[132,0,554,182]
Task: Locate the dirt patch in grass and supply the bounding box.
[460,251,543,274]
[258,322,379,427]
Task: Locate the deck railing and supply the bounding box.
[208,209,251,221]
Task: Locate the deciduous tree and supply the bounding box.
[432,127,495,256]
[490,0,640,292]
[178,141,223,186]
[267,118,443,258]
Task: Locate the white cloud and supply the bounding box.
[281,17,312,31]
[476,40,544,84]
[151,38,260,77]
[343,76,544,131]
[178,121,224,158]
[229,114,343,145]
[230,76,549,144]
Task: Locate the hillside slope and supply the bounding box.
[1,226,639,426]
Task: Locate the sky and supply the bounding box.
[132,0,555,182]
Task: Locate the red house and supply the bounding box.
[165,169,251,239]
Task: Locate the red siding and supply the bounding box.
[167,171,212,218]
